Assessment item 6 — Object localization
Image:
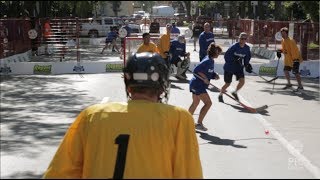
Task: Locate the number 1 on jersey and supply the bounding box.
[113,134,130,179]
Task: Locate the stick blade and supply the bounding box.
[255,105,268,112]
[267,76,278,83]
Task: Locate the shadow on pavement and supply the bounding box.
[196,131,247,149]
[0,75,96,156]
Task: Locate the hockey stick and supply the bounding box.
[187,69,268,113]
[271,56,281,94]
[251,71,279,83]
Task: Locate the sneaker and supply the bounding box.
[194,49,196,52]
[175,74,186,80]
[218,95,224,103]
[231,92,239,101]
[182,72,187,78]
[195,123,208,131]
[294,86,304,92]
[282,84,292,90]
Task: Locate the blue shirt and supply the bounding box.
[169,40,186,64]
[199,32,215,60]
[106,31,118,41]
[171,26,180,34]
[224,42,251,74]
[123,25,132,37]
[190,56,217,90]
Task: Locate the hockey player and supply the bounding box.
[101,27,120,54]
[158,24,172,61]
[198,22,215,61]
[43,52,203,178]
[169,35,190,80]
[218,32,253,103]
[137,33,159,54]
[188,43,222,131]
[277,27,304,91]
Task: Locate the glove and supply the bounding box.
[245,63,253,73]
[276,50,282,59]
[233,56,242,64]
[292,60,300,74]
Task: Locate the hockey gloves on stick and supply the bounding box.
[276,50,282,59]
[292,60,300,74]
[245,63,253,73]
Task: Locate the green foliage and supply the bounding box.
[300,1,319,22]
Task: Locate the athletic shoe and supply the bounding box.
[194,49,196,52]
[175,74,187,80]
[218,95,224,103]
[195,123,208,131]
[293,86,304,92]
[282,84,292,90]
[231,92,239,101]
[182,73,187,79]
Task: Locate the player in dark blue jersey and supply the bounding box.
[188,43,222,131]
[169,35,190,80]
[218,32,253,103]
[198,22,215,62]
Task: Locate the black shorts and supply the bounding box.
[105,38,112,44]
[121,38,125,48]
[224,71,244,83]
[283,66,292,71]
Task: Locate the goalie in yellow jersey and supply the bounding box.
[43,52,203,179]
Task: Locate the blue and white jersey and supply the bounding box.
[224,42,251,73]
[123,25,132,37]
[106,31,118,41]
[199,32,215,60]
[169,40,186,64]
[190,56,217,91]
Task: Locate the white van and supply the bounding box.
[80,17,141,37]
[152,6,175,17]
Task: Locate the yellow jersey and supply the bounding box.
[43,100,203,179]
[136,42,160,54]
[281,38,303,66]
[158,34,171,59]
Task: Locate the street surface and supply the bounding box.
[1,26,319,178]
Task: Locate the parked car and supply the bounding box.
[80,17,141,37]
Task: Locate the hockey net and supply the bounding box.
[123,36,161,65]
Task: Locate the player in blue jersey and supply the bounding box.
[198,22,215,62]
[188,43,222,131]
[218,32,253,103]
[101,27,120,54]
[169,35,190,80]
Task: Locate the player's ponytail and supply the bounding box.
[207,43,222,58]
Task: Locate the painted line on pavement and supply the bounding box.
[239,95,320,178]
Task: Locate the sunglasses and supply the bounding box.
[240,38,247,40]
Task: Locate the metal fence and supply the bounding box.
[1,17,319,61]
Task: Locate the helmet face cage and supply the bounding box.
[123,52,170,103]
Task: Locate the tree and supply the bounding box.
[300,1,319,22]
[109,1,121,17]
[183,1,191,21]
